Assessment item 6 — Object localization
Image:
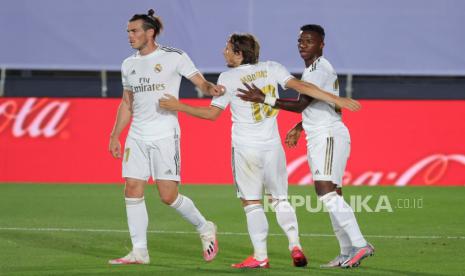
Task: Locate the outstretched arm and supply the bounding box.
[238,80,361,111]
[189,73,225,96]
[237,82,313,113]
[159,94,223,121]
[286,78,361,111]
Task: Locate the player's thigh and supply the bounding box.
[122,137,151,181]
[263,146,288,200]
[150,135,181,182]
[307,135,350,187]
[232,147,264,201]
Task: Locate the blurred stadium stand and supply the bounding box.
[3,70,465,99]
[1,0,464,99]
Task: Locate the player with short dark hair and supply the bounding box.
[238,24,374,269]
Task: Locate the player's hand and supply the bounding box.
[109,136,121,159]
[209,84,226,96]
[335,97,361,111]
[159,94,181,111]
[285,126,302,148]
[237,82,265,103]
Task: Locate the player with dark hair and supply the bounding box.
[159,33,360,269]
[108,9,223,265]
[238,24,374,269]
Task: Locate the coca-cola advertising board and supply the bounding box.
[0,98,464,186]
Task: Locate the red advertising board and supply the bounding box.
[0,98,464,186]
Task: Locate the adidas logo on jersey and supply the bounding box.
[315,169,320,175]
[130,69,136,75]
[165,169,173,175]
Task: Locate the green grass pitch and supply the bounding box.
[0,184,464,275]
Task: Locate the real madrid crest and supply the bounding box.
[154,64,162,73]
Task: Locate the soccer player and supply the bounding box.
[108,9,223,265]
[237,24,374,268]
[159,33,360,268]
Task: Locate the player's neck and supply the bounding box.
[138,42,157,56]
[304,54,322,67]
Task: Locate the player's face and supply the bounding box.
[298,31,324,61]
[127,20,151,50]
[223,42,241,68]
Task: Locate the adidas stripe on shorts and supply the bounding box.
[307,134,350,187]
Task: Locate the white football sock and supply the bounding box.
[328,208,352,255]
[319,192,367,248]
[170,194,207,232]
[125,197,148,249]
[244,204,268,261]
[273,200,301,251]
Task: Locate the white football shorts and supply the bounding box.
[122,134,181,182]
[232,145,288,200]
[307,134,350,187]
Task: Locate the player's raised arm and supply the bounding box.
[159,94,223,121]
[237,82,313,113]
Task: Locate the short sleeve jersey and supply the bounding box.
[301,56,345,137]
[121,46,199,140]
[211,61,294,148]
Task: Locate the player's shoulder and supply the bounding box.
[159,45,185,55]
[122,51,138,63]
[309,56,335,73]
[262,60,283,69]
[218,68,236,83]
[121,52,139,70]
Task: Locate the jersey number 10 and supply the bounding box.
[252,85,279,122]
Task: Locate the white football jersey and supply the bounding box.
[121,46,199,140]
[301,56,349,138]
[211,61,294,148]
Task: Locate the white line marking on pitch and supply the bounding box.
[0,227,464,240]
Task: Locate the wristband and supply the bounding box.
[264,94,277,107]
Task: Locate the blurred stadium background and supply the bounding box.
[0,0,464,275]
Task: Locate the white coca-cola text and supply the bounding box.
[287,154,465,186]
[0,98,70,138]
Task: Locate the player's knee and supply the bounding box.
[124,179,145,197]
[314,181,337,197]
[160,193,178,205]
[124,186,144,198]
[272,199,293,211]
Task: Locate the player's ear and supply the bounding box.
[147,28,155,39]
[235,51,243,63]
[320,41,325,50]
